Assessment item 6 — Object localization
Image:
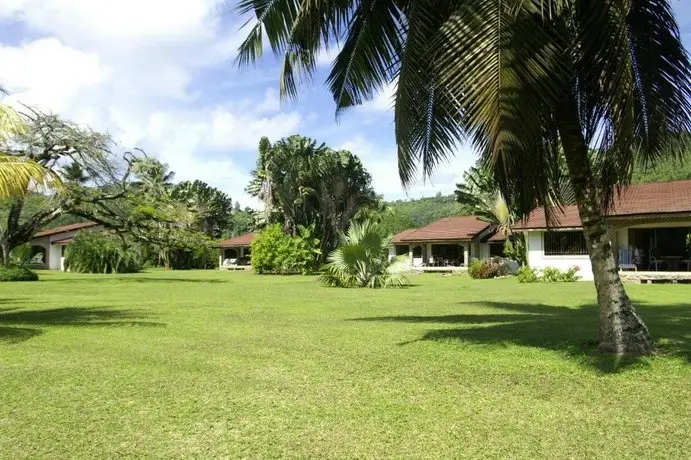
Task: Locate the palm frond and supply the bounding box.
[0,155,63,199]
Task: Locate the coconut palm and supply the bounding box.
[236,0,691,354]
[320,219,408,288]
[0,104,61,199]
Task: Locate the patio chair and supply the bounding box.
[683,258,691,271]
[649,256,667,271]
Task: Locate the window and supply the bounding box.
[544,231,588,256]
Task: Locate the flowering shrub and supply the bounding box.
[516,265,539,283]
[516,265,580,283]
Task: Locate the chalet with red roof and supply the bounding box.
[515,179,691,280]
[29,222,101,270]
[390,216,505,269]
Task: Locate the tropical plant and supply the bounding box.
[0,105,61,200]
[64,232,141,274]
[236,0,691,354]
[171,180,234,238]
[246,135,377,260]
[250,223,321,274]
[320,219,408,288]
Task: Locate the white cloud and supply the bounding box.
[0,1,298,208]
[359,81,396,112]
[0,38,110,113]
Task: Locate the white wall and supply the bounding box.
[526,231,593,280]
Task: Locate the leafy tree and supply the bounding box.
[455,165,514,236]
[237,0,691,354]
[0,109,116,266]
[385,194,469,230]
[171,180,234,238]
[320,219,409,288]
[225,207,256,238]
[247,135,377,259]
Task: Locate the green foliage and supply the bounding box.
[247,135,376,260]
[320,219,409,288]
[631,155,691,184]
[250,224,320,275]
[520,265,581,283]
[503,236,527,266]
[64,232,141,274]
[0,265,38,281]
[384,193,469,231]
[516,266,539,283]
[9,243,33,266]
[468,258,509,280]
[171,180,234,238]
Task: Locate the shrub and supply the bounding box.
[540,266,563,283]
[320,219,408,288]
[251,224,320,275]
[503,235,527,266]
[468,257,510,279]
[521,265,581,283]
[0,265,39,282]
[64,232,141,274]
[516,265,539,283]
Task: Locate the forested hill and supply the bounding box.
[380,193,470,235]
[631,155,691,184]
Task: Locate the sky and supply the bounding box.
[1,1,691,208]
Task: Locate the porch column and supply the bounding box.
[408,244,413,267]
[426,243,432,263]
[463,246,469,266]
[218,252,223,270]
[240,247,244,258]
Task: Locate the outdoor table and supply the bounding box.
[661,256,683,271]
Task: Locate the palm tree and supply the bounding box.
[455,165,514,236]
[320,219,409,288]
[0,104,61,199]
[236,0,691,355]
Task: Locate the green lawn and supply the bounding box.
[1,270,690,459]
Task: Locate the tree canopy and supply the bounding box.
[247,135,377,258]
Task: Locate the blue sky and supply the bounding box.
[1,1,690,208]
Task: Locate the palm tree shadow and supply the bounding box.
[353,301,691,373]
[0,307,165,344]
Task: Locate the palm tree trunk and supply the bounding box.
[557,103,652,355]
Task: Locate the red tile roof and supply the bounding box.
[34,221,98,237]
[517,179,691,230]
[487,231,507,242]
[392,228,418,244]
[398,216,492,242]
[219,232,256,248]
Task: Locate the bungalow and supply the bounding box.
[217,232,256,269]
[390,216,505,270]
[29,221,101,270]
[515,179,691,281]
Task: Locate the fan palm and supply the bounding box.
[0,104,61,199]
[320,219,408,288]
[236,0,691,354]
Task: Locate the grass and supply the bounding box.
[1,270,690,459]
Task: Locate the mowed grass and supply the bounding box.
[1,270,690,459]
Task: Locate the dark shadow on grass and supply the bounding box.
[0,306,165,344]
[352,301,691,374]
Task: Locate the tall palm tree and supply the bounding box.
[0,104,61,199]
[236,1,691,354]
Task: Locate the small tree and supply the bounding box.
[320,220,409,288]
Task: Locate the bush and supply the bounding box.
[64,232,141,274]
[320,219,409,288]
[516,265,539,283]
[517,265,581,283]
[468,257,510,279]
[0,265,39,282]
[251,224,320,275]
